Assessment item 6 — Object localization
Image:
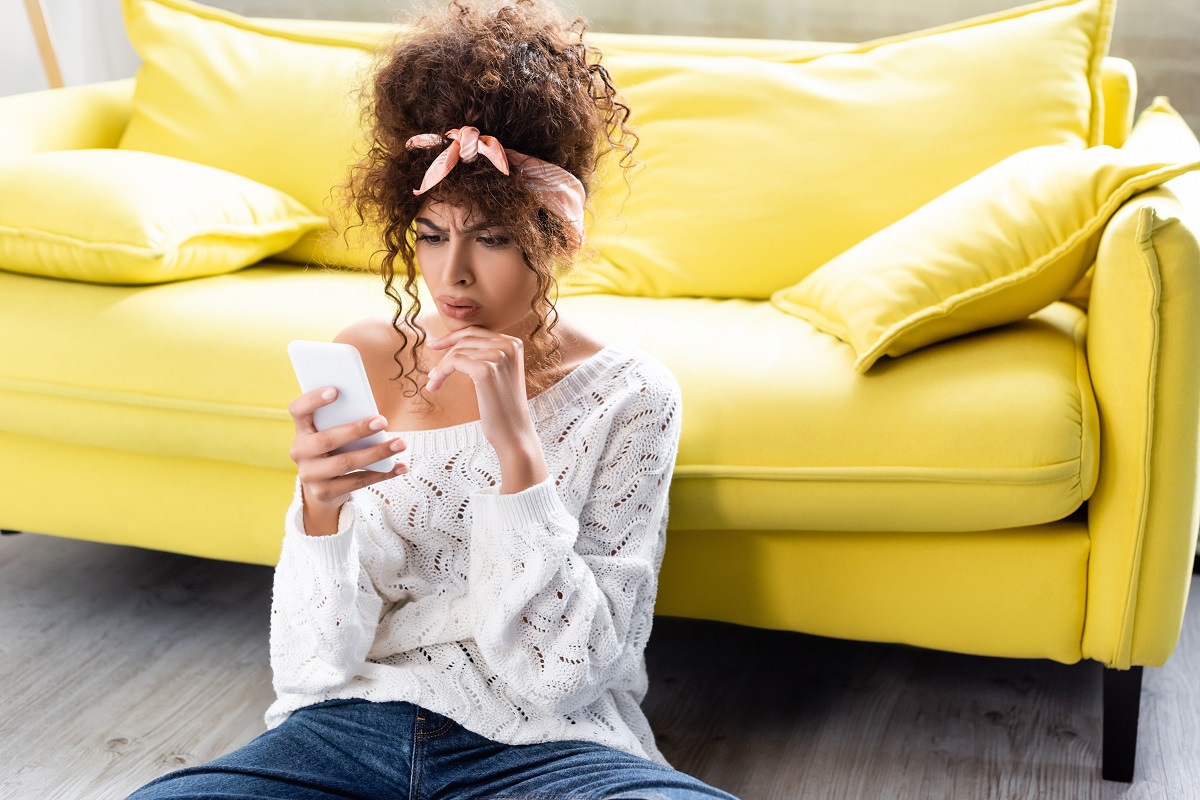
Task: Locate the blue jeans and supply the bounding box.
[126,698,740,799]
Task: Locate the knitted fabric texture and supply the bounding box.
[266,337,684,766]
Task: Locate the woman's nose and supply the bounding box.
[444,237,474,285]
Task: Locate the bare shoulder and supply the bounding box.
[333,316,415,403]
[334,315,401,350]
[555,323,609,369]
[334,316,403,363]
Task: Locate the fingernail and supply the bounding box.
[390,439,405,451]
[369,417,386,430]
[321,388,336,400]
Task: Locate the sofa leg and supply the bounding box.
[1102,665,1144,782]
[0,529,22,536]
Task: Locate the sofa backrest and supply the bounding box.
[251,17,1136,150]
[4,52,1134,158]
[43,0,1133,298]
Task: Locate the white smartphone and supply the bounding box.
[287,339,404,473]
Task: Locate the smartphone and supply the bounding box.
[287,340,404,473]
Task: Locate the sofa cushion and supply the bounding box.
[117,0,381,270]
[567,0,1116,299]
[115,0,1114,299]
[1061,97,1200,311]
[564,294,1099,534]
[0,264,1097,534]
[0,149,323,285]
[112,1,854,277]
[768,100,1200,374]
[0,263,384,474]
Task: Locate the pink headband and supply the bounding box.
[405,126,586,250]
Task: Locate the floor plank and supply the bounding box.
[1,532,1197,799]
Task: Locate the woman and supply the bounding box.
[129,1,738,798]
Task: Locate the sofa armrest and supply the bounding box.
[1082,168,1200,669]
[0,78,135,158]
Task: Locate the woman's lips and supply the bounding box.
[440,300,482,319]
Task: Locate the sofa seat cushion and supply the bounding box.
[0,264,1097,533]
[0,263,392,474]
[561,293,1099,534]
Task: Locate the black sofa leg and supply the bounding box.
[0,529,22,536]
[1102,665,1144,782]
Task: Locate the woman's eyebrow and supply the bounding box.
[415,217,447,232]
[415,217,502,235]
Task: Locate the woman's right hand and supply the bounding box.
[288,387,409,532]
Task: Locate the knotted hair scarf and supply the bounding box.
[406,126,586,251]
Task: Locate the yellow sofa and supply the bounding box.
[1,0,1198,783]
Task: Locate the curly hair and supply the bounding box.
[341,0,638,409]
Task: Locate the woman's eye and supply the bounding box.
[478,234,510,248]
[416,232,443,245]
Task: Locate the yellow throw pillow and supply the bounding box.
[117,0,383,271]
[769,98,1200,374]
[565,0,1116,300]
[0,149,325,285]
[1061,96,1200,310]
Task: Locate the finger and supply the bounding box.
[427,351,499,392]
[427,326,482,346]
[299,434,408,483]
[427,332,518,386]
[427,327,496,349]
[288,387,338,434]
[435,336,518,357]
[372,436,410,473]
[337,431,409,477]
[290,412,392,465]
[304,462,407,505]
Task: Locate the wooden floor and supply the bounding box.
[2,531,1198,800]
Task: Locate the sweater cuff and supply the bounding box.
[286,488,357,572]
[471,477,578,534]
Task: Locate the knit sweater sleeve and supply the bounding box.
[466,365,683,714]
[268,478,384,697]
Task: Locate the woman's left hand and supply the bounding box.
[426,326,541,458]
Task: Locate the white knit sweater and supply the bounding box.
[265,336,683,766]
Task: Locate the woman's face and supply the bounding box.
[415,200,539,338]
